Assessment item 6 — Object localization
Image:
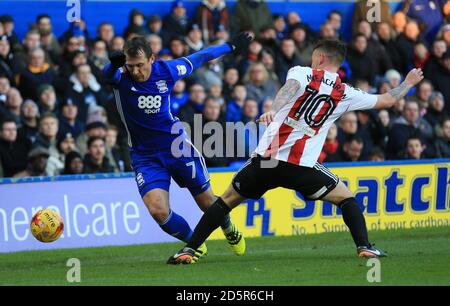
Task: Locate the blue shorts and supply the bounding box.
[130,145,210,198]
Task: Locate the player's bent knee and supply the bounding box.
[143,190,170,223]
[147,204,170,223]
[221,184,246,209]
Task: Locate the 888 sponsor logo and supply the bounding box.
[138,95,162,114]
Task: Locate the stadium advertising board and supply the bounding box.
[0,160,448,253]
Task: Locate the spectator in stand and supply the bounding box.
[13,146,49,178]
[169,37,188,58]
[105,124,122,172]
[435,117,450,157]
[62,150,84,175]
[327,135,365,162]
[396,20,422,74]
[0,77,10,115]
[58,98,85,139]
[319,22,337,40]
[392,11,408,37]
[319,122,339,163]
[226,84,247,123]
[19,99,39,143]
[244,62,278,103]
[97,22,115,49]
[403,135,426,159]
[66,63,108,123]
[76,120,107,156]
[377,22,402,71]
[222,67,239,102]
[36,14,61,58]
[258,48,280,88]
[36,84,58,114]
[178,84,206,129]
[60,20,90,47]
[258,26,278,54]
[146,34,163,59]
[424,39,447,77]
[57,132,77,156]
[18,47,56,101]
[367,147,386,161]
[0,35,19,86]
[347,34,376,85]
[14,29,42,72]
[241,98,258,124]
[163,1,190,39]
[275,38,301,84]
[414,43,430,70]
[146,15,169,47]
[413,80,434,114]
[0,15,20,50]
[83,136,115,174]
[170,79,189,116]
[199,97,228,167]
[272,14,287,40]
[356,20,393,76]
[424,91,446,129]
[290,23,314,67]
[111,36,125,52]
[123,9,146,39]
[385,69,402,90]
[236,39,262,77]
[387,100,434,159]
[4,87,23,125]
[0,118,30,177]
[234,0,272,35]
[327,11,342,39]
[195,0,229,43]
[34,112,63,175]
[90,39,109,71]
[185,24,204,53]
[389,97,406,122]
[428,49,450,114]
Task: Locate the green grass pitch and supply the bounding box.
[1,226,449,285]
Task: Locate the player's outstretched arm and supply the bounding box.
[374,68,424,109]
[258,79,301,124]
[183,33,253,71]
[102,51,126,85]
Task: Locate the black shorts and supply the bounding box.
[232,155,339,200]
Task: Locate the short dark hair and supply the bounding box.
[313,39,347,66]
[327,10,342,19]
[36,14,50,23]
[406,135,423,145]
[124,36,153,59]
[345,134,364,145]
[1,118,16,130]
[87,136,105,148]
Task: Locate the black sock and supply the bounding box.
[338,197,369,247]
[186,197,231,250]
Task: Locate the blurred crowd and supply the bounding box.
[1,0,450,178]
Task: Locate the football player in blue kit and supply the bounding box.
[102,33,252,261]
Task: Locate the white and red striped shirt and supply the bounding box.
[255,66,377,167]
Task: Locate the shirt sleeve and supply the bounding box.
[286,66,306,83]
[102,63,122,85]
[164,57,195,82]
[344,85,378,111]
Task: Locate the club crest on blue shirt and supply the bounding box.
[156,80,168,93]
[176,65,187,76]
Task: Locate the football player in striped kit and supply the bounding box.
[168,39,424,264]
